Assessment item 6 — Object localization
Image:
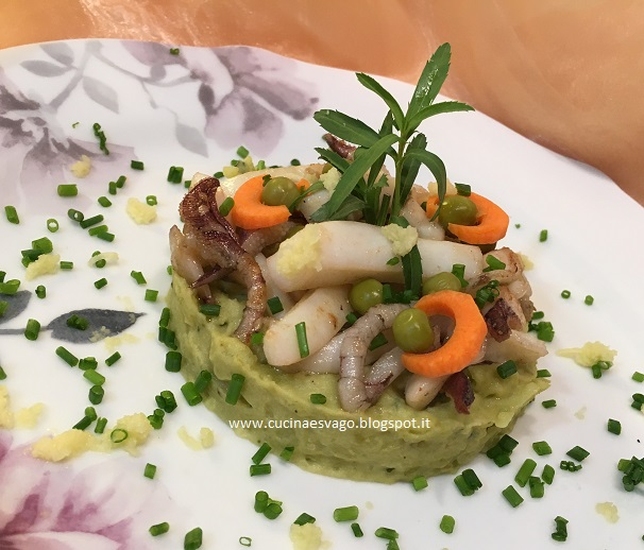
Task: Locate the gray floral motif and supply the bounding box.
[0,40,318,213]
[0,432,177,549]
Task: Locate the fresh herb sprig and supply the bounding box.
[311,43,473,225]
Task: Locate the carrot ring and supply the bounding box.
[426,192,509,245]
[401,290,487,377]
[231,175,308,230]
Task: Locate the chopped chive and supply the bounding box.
[105,351,121,366]
[159,390,178,413]
[0,279,20,294]
[35,285,47,299]
[97,196,112,207]
[515,458,537,487]
[439,514,456,534]
[131,159,145,170]
[169,47,180,55]
[184,527,203,550]
[498,434,519,452]
[280,445,294,461]
[607,418,621,435]
[92,122,109,154]
[66,314,88,330]
[144,289,159,302]
[350,523,364,537]
[252,442,272,465]
[462,468,483,490]
[501,485,524,508]
[165,350,182,372]
[566,445,590,462]
[290,158,301,166]
[560,460,583,472]
[532,441,552,456]
[130,270,147,285]
[250,463,272,476]
[496,360,517,379]
[239,536,252,547]
[551,516,569,542]
[450,263,468,288]
[167,166,184,184]
[180,381,202,406]
[146,195,157,206]
[24,318,41,341]
[295,322,309,358]
[94,277,108,289]
[94,417,108,434]
[634,393,644,404]
[73,414,95,430]
[263,502,283,520]
[542,464,555,485]
[536,368,552,378]
[541,399,557,409]
[632,371,644,383]
[411,475,428,491]
[267,296,284,315]
[225,373,245,405]
[4,205,19,224]
[528,476,545,498]
[454,182,471,196]
[84,369,105,386]
[79,214,104,229]
[584,295,594,305]
[67,208,84,222]
[254,490,269,513]
[375,527,399,540]
[0,366,6,380]
[333,506,359,522]
[194,370,212,393]
[57,184,78,197]
[149,522,169,536]
[88,384,104,404]
[560,289,571,299]
[159,307,171,328]
[79,356,98,370]
[144,463,157,479]
[453,474,475,496]
[59,260,74,270]
[0,301,7,317]
[56,346,78,366]
[33,236,53,253]
[108,181,118,195]
[309,393,327,405]
[539,229,548,242]
[236,145,249,158]
[218,196,234,216]
[198,303,221,317]
[483,254,506,272]
[110,428,128,443]
[46,218,59,232]
[368,332,388,351]
[95,231,115,242]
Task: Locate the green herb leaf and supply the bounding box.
[356,72,405,129]
[404,101,474,136]
[402,147,447,219]
[407,43,453,124]
[313,110,380,148]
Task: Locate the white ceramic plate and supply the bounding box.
[1,39,643,550]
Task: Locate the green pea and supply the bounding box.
[349,278,383,315]
[261,176,300,208]
[422,272,462,295]
[438,195,478,227]
[392,308,434,353]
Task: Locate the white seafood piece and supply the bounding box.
[297,188,331,221]
[484,329,548,366]
[295,329,396,374]
[400,197,445,240]
[265,220,484,292]
[405,373,450,410]
[255,253,295,319]
[263,285,351,367]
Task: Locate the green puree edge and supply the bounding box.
[167,274,549,483]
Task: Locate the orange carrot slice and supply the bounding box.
[230,175,308,230]
[401,290,487,377]
[426,192,509,245]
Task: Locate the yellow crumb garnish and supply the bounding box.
[289,523,328,550]
[110,412,152,455]
[595,502,619,523]
[70,154,92,178]
[177,426,215,450]
[319,167,341,192]
[32,429,98,461]
[126,197,157,224]
[15,403,45,429]
[380,223,418,256]
[557,341,617,367]
[0,385,15,429]
[24,253,61,281]
[519,253,534,270]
